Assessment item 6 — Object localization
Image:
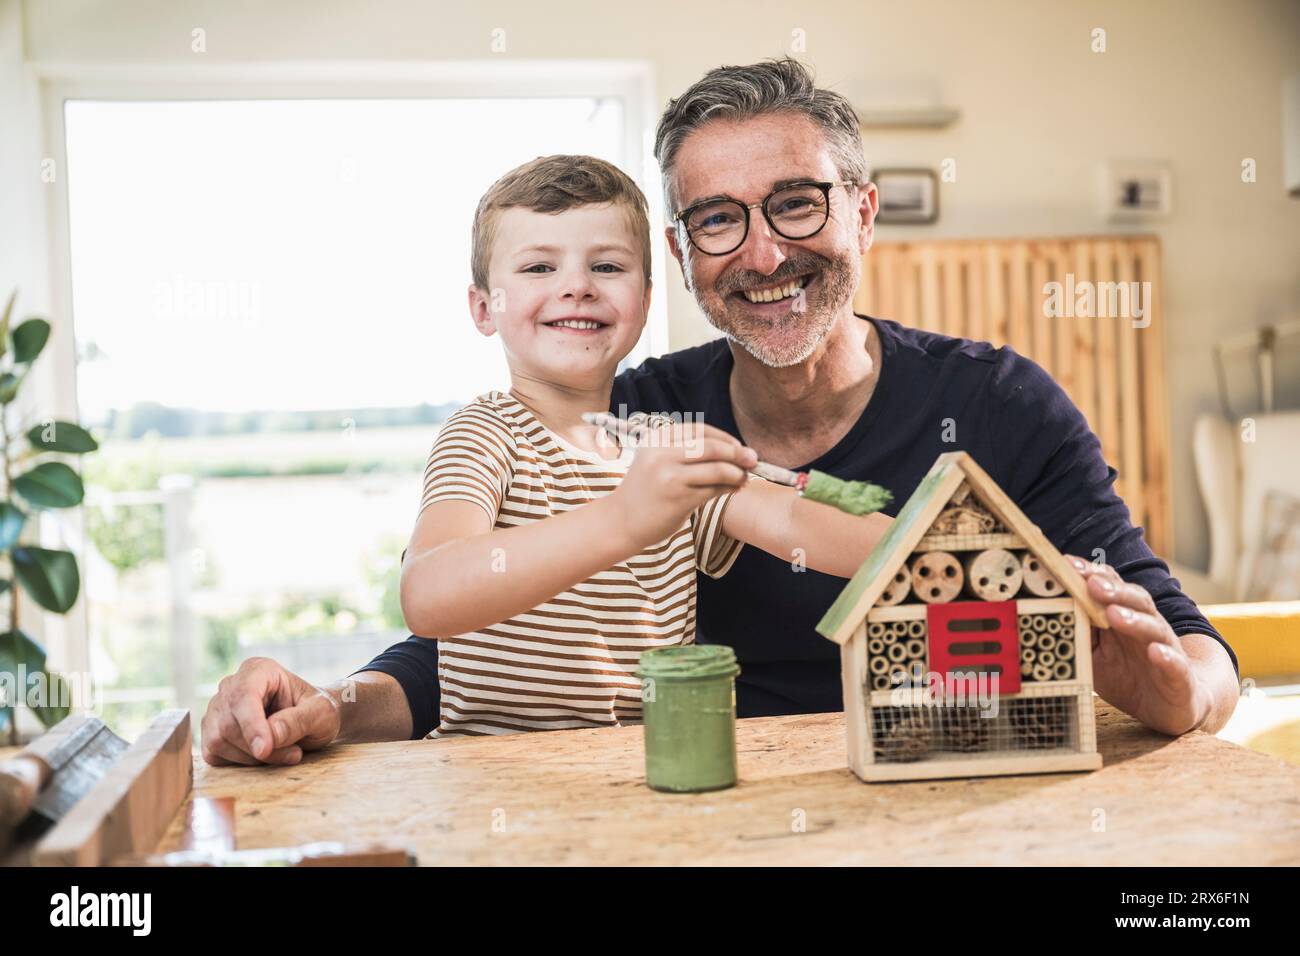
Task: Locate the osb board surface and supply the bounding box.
[151,702,1300,866]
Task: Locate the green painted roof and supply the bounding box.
[815,463,952,640]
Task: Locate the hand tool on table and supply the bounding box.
[0,715,128,839]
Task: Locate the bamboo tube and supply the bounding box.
[910,551,963,603]
[1020,647,1036,665]
[870,655,890,675]
[872,674,891,690]
[1061,625,1074,640]
[1061,611,1075,627]
[907,620,925,639]
[1020,628,1036,648]
[1031,615,1048,632]
[1053,661,1074,680]
[1032,662,1053,681]
[868,638,885,656]
[1019,551,1064,597]
[1037,632,1057,652]
[962,548,1023,601]
[868,621,886,639]
[1038,649,1056,667]
[1021,660,1034,678]
[876,568,912,606]
[1046,617,1062,635]
[905,639,925,659]
[1056,640,1075,661]
[887,642,909,663]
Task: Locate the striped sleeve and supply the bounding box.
[690,488,746,579]
[417,403,515,524]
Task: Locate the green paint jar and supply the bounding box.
[637,644,741,793]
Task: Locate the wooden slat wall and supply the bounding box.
[855,236,1171,557]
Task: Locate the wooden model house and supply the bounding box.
[816,451,1109,783]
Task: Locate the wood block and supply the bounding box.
[963,548,1023,601]
[910,551,963,603]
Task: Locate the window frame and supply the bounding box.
[34,59,666,700]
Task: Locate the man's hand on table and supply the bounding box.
[1067,555,1237,737]
[200,657,342,766]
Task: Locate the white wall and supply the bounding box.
[11,0,1300,570]
[0,0,46,314]
[0,0,60,686]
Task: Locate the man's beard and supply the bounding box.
[690,248,859,369]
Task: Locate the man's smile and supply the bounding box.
[728,271,818,308]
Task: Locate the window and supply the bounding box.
[60,92,647,736]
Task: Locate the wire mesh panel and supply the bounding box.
[869,688,1081,764]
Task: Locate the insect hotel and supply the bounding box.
[816,451,1109,783]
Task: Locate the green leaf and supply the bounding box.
[33,670,72,727]
[14,461,84,509]
[0,289,14,363]
[0,502,25,551]
[12,318,51,364]
[26,421,99,454]
[12,548,80,613]
[0,628,48,679]
[0,372,19,404]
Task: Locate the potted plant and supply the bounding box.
[0,290,98,745]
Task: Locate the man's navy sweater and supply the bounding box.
[359,315,1237,737]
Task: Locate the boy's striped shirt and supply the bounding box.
[415,390,744,738]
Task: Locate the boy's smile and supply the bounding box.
[469,204,649,391]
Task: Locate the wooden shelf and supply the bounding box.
[868,596,1077,621]
[867,604,929,622]
[1016,597,1076,615]
[868,681,1093,708]
[856,107,961,130]
[913,532,1026,551]
[857,750,1102,783]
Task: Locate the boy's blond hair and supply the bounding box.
[471,154,652,290]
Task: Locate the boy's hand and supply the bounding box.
[609,421,757,549]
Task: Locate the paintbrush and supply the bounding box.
[582,411,891,516]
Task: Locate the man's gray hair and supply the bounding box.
[654,57,867,213]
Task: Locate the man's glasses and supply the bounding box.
[675,180,857,256]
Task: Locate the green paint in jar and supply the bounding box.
[637,644,740,793]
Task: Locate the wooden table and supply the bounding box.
[152,701,1300,865]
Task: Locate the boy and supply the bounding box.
[400,155,889,737]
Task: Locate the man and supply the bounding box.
[200,58,1239,768]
